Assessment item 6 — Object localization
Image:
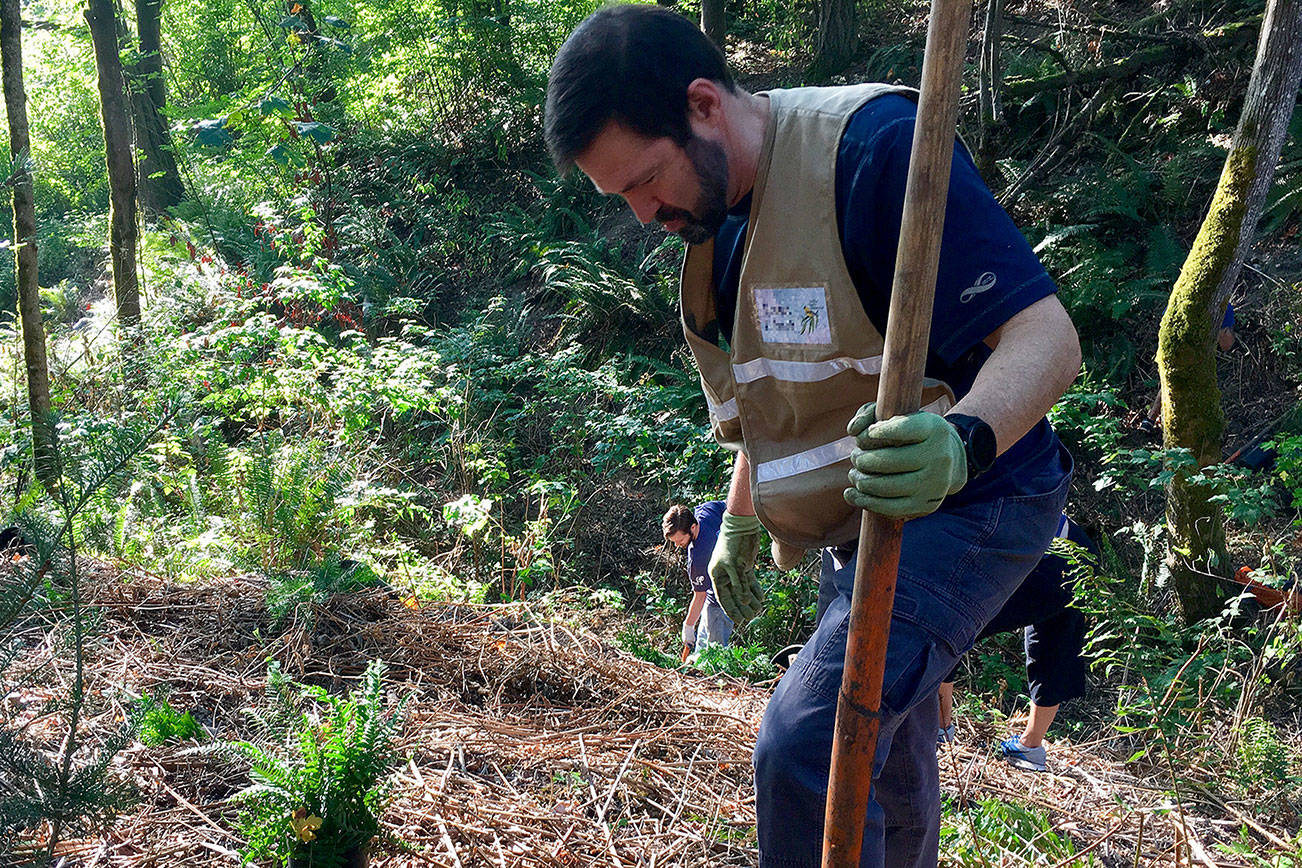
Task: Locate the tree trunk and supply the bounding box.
[86,0,140,328]
[810,0,857,78]
[128,0,184,216]
[1158,0,1302,623]
[0,0,55,484]
[977,0,1005,173]
[701,0,725,49]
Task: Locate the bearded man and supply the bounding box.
[545,6,1080,866]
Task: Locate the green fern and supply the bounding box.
[1236,717,1290,785]
[215,660,408,867]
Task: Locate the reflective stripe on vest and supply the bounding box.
[706,393,739,423]
[752,395,952,484]
[733,354,884,384]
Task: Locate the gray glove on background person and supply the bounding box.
[681,620,696,648]
[708,512,764,623]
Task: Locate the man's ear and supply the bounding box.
[685,78,725,125]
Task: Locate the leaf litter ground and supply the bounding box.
[8,566,1298,866]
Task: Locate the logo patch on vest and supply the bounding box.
[754,287,832,344]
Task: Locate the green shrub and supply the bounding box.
[690,643,778,683]
[616,627,679,669]
[940,796,1090,866]
[134,695,206,746]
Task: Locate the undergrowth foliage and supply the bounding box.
[0,408,176,857]
[213,660,408,867]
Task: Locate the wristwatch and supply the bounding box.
[945,413,998,481]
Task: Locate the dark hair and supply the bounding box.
[545,4,735,171]
[662,504,696,538]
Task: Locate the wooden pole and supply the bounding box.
[820,0,972,863]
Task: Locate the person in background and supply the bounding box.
[937,513,1097,772]
[662,502,733,655]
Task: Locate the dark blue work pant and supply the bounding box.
[753,453,1071,867]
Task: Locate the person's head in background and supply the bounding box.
[662,504,699,549]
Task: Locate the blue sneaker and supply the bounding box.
[1000,735,1047,772]
[937,724,956,745]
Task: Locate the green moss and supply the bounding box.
[1158,144,1255,463]
[1156,145,1257,621]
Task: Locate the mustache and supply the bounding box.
[655,205,695,225]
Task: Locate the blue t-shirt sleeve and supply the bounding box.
[836,96,1058,368]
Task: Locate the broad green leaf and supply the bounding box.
[193,119,233,148]
[267,143,293,166]
[259,97,293,116]
[295,122,334,144]
[317,36,351,53]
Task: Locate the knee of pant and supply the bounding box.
[753,703,807,791]
[752,713,788,787]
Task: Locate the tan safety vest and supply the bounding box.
[680,84,955,549]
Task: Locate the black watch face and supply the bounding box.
[970,422,997,472]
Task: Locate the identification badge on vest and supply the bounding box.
[753,286,832,344]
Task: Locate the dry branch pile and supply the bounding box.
[17,569,765,867]
[5,566,1298,866]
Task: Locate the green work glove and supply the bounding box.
[708,512,764,623]
[844,403,967,519]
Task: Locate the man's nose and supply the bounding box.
[624,192,660,225]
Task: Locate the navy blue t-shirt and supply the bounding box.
[711,94,1065,502]
[687,500,725,603]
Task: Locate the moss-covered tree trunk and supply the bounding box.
[86,0,141,328]
[1157,0,1302,623]
[0,0,55,484]
[129,0,185,216]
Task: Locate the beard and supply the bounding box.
[656,135,729,245]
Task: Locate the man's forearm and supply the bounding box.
[685,590,708,626]
[950,295,1081,454]
[726,451,756,515]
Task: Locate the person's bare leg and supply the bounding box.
[1218,326,1236,352]
[1019,702,1058,748]
[938,682,954,729]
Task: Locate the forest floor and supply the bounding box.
[11,566,1299,867]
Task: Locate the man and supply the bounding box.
[545,6,1079,867]
[937,514,1097,773]
[663,501,734,652]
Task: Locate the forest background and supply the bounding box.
[0,0,1301,864]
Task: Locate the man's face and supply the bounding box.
[575,121,729,245]
[667,525,697,549]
